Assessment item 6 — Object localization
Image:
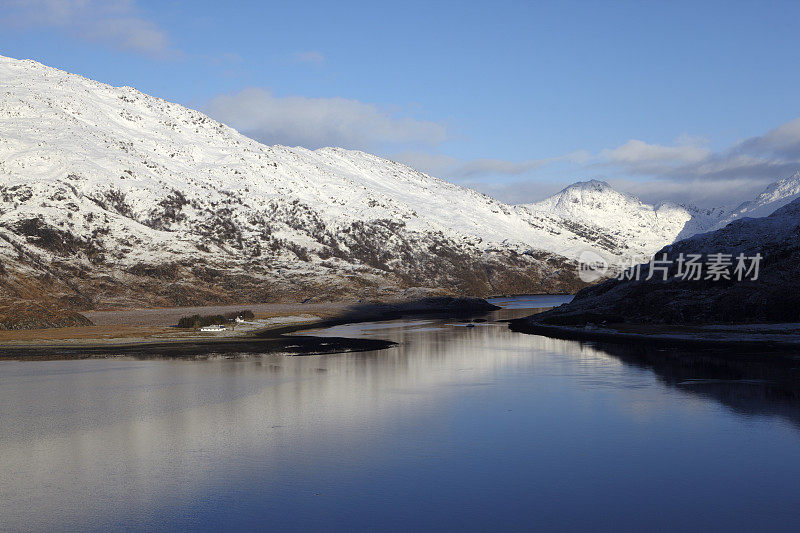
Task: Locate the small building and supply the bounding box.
[199,324,226,332]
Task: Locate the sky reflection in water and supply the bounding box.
[1,297,799,532]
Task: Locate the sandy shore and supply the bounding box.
[81,301,358,327]
[0,297,498,358]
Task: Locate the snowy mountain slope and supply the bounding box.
[523,174,800,257]
[715,171,800,228]
[0,54,607,314]
[523,180,727,262]
[1,54,796,321]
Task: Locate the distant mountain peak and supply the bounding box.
[563,179,613,190]
[532,179,643,212]
[553,179,623,198]
[724,170,800,224]
[754,170,800,201]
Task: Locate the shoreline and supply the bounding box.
[0,334,397,360]
[487,292,573,299]
[507,318,800,351]
[0,297,499,359]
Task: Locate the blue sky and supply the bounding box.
[1,0,800,206]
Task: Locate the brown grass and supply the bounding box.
[0,325,172,343]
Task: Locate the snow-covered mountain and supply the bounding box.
[0,54,617,314]
[523,180,728,262]
[718,171,800,227]
[0,54,797,321]
[524,174,800,262]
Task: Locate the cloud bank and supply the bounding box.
[203,81,800,208]
[204,87,448,150]
[414,118,800,207]
[601,122,800,184]
[398,119,800,207]
[591,119,800,206]
[0,0,177,58]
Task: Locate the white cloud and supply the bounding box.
[524,121,792,206]
[598,120,800,188]
[602,139,710,166]
[459,173,776,208]
[450,158,551,178]
[403,119,800,208]
[394,150,589,180]
[204,87,448,150]
[393,153,552,179]
[0,0,177,58]
[204,83,800,208]
[389,151,593,205]
[606,177,772,208]
[736,117,800,158]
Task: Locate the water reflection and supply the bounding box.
[2,300,800,531]
[591,342,800,429]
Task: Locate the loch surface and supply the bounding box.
[2,296,800,532]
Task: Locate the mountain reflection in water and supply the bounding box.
[1,296,800,532]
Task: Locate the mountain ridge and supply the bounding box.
[0,54,592,319]
[526,173,800,254]
[0,54,798,326]
[722,171,800,224]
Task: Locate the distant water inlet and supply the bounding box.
[1,295,800,531]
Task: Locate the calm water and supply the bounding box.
[2,296,800,532]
